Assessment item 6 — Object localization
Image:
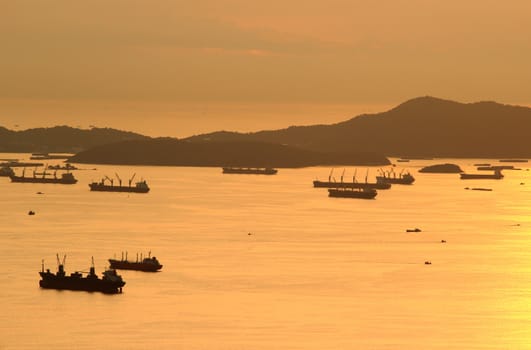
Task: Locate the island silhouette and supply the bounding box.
[3,96,531,167]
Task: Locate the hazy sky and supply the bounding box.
[2,0,530,136]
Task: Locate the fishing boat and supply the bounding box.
[313,169,391,189]
[108,252,162,272]
[460,169,504,180]
[9,167,77,184]
[222,167,278,175]
[89,173,149,193]
[39,255,125,294]
[376,168,415,184]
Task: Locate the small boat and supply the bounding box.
[89,173,149,193]
[460,169,503,180]
[39,255,125,294]
[376,168,415,185]
[10,168,77,184]
[108,252,162,272]
[406,228,422,232]
[222,167,278,175]
[328,187,377,199]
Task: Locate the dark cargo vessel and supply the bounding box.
[109,252,162,272]
[89,173,149,193]
[39,255,125,294]
[222,167,278,175]
[10,169,77,184]
[328,187,377,199]
[376,169,415,185]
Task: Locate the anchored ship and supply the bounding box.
[222,167,278,175]
[10,168,77,184]
[108,251,163,272]
[328,187,377,199]
[313,169,391,190]
[460,169,504,180]
[376,168,415,185]
[89,173,149,193]
[39,255,125,294]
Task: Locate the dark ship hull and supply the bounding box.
[313,180,391,190]
[328,188,377,199]
[89,183,150,193]
[39,258,125,294]
[222,167,278,175]
[460,173,504,180]
[39,274,125,293]
[376,175,415,185]
[108,259,163,272]
[10,175,77,184]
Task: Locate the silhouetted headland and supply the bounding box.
[184,96,531,158]
[69,139,390,168]
[0,126,148,153]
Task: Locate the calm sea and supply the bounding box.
[1,154,531,349]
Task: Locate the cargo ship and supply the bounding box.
[39,255,125,294]
[460,169,504,179]
[328,187,377,199]
[10,168,77,184]
[222,167,278,175]
[313,169,391,190]
[89,173,149,193]
[376,169,415,185]
[108,252,162,272]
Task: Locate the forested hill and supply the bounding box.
[0,126,149,153]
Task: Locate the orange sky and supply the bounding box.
[2,0,531,137]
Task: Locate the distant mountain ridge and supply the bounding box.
[0,126,149,153]
[185,96,531,158]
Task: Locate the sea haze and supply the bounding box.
[1,154,531,349]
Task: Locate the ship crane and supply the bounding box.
[115,173,122,186]
[353,169,358,183]
[328,169,334,182]
[129,173,136,187]
[340,168,346,183]
[104,175,114,186]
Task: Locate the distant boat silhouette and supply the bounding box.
[376,168,415,184]
[222,167,278,175]
[313,168,391,189]
[89,173,149,193]
[10,167,77,184]
[328,187,377,199]
[108,251,162,272]
[460,169,503,179]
